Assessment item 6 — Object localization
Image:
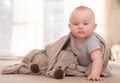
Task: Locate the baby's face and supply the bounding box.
[69,9,96,39]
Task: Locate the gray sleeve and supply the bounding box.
[87,38,101,54]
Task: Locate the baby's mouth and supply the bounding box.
[78,31,85,34]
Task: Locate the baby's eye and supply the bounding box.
[73,23,79,25]
[84,23,88,25]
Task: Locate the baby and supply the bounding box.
[43,5,110,81]
[67,6,106,81]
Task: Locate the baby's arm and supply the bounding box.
[88,49,104,81]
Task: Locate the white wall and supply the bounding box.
[0,0,12,56]
[11,0,44,56]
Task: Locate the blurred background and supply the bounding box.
[0,0,120,61]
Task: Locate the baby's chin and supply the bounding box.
[77,33,91,38]
[76,35,87,39]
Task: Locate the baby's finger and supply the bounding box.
[99,77,104,81]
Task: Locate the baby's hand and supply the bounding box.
[87,74,104,81]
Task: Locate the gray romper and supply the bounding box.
[70,33,101,67]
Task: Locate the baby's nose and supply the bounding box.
[78,24,83,29]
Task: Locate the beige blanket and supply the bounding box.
[1,32,111,78]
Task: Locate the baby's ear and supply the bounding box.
[68,24,71,29]
[94,24,97,29]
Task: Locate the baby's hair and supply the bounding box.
[75,6,95,17]
[69,6,95,22]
